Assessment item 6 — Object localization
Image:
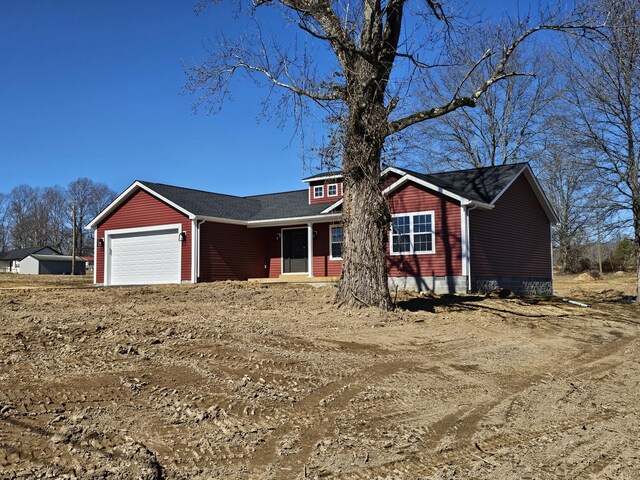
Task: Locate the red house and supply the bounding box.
[87,163,557,295]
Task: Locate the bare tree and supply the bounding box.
[8,185,42,249]
[539,140,594,273]
[187,1,597,308]
[41,186,70,253]
[0,193,10,252]
[416,24,558,171]
[68,178,116,256]
[6,185,70,251]
[562,0,640,300]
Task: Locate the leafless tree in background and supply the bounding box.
[0,179,115,257]
[8,185,41,249]
[67,178,116,256]
[0,193,10,252]
[42,186,70,253]
[562,0,640,301]
[539,136,595,272]
[416,23,558,171]
[187,0,597,308]
[6,185,70,252]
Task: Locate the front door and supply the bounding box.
[282,228,308,274]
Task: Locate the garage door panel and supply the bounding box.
[108,228,181,285]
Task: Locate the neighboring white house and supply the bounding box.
[19,254,86,275]
[0,247,60,273]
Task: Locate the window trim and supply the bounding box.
[389,210,436,255]
[329,224,343,260]
[313,185,324,198]
[327,183,339,197]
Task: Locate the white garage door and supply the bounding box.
[108,227,181,285]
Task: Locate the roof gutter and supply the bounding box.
[194,215,248,226]
[246,213,342,228]
[193,213,344,228]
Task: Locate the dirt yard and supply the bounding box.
[0,273,638,479]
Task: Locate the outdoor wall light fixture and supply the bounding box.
[179,231,187,242]
[97,238,105,247]
[276,233,281,241]
[313,230,318,238]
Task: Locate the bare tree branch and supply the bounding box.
[388,23,599,135]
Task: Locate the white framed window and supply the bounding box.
[313,185,324,198]
[328,183,338,197]
[330,224,343,259]
[390,211,435,255]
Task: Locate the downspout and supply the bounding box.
[307,222,314,277]
[466,203,478,292]
[195,219,205,283]
[550,222,554,293]
[93,229,97,285]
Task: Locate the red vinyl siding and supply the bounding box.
[386,183,463,277]
[199,222,268,281]
[312,223,343,277]
[470,174,551,277]
[95,188,192,284]
[309,181,343,204]
[264,226,282,278]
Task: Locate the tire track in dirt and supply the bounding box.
[246,360,413,479]
[431,330,635,448]
[331,329,638,479]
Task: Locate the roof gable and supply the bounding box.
[394,163,528,205]
[86,181,195,229]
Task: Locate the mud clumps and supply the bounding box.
[0,277,639,478]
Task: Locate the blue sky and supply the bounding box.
[1,0,520,197]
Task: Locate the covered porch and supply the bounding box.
[197,219,343,282]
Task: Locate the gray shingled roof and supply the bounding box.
[139,181,261,221]
[139,181,331,222]
[0,246,60,261]
[136,163,526,223]
[245,190,330,220]
[396,163,528,204]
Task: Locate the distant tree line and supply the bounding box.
[0,178,116,257]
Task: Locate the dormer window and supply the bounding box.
[328,184,338,197]
[313,185,324,198]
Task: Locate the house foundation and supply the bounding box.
[388,275,468,294]
[472,276,553,296]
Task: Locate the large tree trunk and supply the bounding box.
[630,151,639,304]
[335,100,391,309]
[634,195,640,305]
[636,237,640,305]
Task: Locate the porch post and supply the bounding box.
[307,222,313,277]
